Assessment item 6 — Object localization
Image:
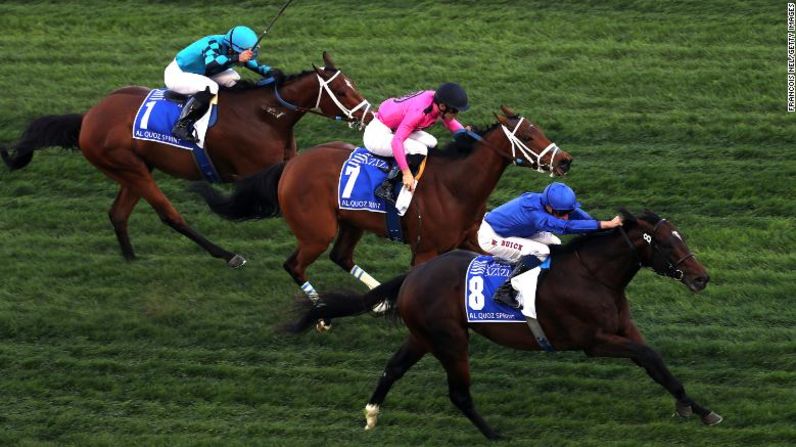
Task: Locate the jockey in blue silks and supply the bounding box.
[477,182,624,308]
[164,25,282,142]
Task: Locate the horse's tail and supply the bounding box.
[1,114,84,171]
[286,273,409,333]
[191,163,285,221]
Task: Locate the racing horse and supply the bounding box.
[193,106,572,298]
[1,52,373,267]
[288,210,723,439]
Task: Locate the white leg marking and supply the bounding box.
[364,403,380,430]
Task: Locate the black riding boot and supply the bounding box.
[375,166,401,203]
[493,255,542,309]
[171,88,213,142]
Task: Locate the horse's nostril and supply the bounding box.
[693,275,709,288]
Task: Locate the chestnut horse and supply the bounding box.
[288,210,722,439]
[1,52,372,267]
[194,106,572,299]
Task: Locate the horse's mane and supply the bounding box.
[219,67,337,92]
[428,122,502,160]
[550,209,663,256]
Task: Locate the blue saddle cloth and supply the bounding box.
[464,255,551,323]
[465,256,525,323]
[132,88,220,182]
[338,147,394,213]
[132,89,216,149]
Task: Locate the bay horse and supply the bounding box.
[288,210,722,439]
[1,52,372,267]
[194,106,572,299]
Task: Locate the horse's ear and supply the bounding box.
[312,63,324,76]
[322,51,336,69]
[494,112,510,126]
[618,207,637,225]
[500,105,517,118]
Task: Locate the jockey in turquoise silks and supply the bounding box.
[164,25,282,142]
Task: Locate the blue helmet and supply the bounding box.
[542,182,580,212]
[224,26,258,53]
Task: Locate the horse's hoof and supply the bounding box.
[227,254,247,269]
[701,411,723,426]
[674,401,693,418]
[371,301,390,314]
[364,404,379,430]
[315,319,332,333]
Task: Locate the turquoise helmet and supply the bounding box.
[224,26,258,53]
[541,182,580,212]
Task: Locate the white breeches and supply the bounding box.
[363,117,437,158]
[164,59,240,95]
[477,219,561,263]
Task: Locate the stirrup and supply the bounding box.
[375,183,395,203]
[493,285,522,309]
[172,122,197,142]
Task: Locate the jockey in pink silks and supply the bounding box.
[363,83,470,202]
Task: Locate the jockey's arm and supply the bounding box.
[391,116,422,173]
[569,208,594,221]
[442,116,464,133]
[243,59,272,76]
[536,213,600,235]
[568,209,623,229]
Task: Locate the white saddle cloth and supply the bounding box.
[193,95,218,148]
[511,267,543,319]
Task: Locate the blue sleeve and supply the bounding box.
[569,208,593,221]
[532,213,600,235]
[245,59,271,75]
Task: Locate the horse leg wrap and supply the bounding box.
[300,281,320,302]
[351,265,381,289]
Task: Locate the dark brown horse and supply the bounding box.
[194,106,572,298]
[288,210,722,439]
[1,52,372,267]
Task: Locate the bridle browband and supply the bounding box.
[273,69,373,129]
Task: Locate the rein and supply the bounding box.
[574,228,638,291]
[273,70,372,129]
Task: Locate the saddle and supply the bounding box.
[164,90,189,104]
[371,153,426,176]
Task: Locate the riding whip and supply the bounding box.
[254,0,295,48]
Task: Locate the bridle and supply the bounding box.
[620,219,695,280]
[641,219,696,280]
[575,219,696,289]
[273,69,373,129]
[500,117,561,177]
[464,116,562,175]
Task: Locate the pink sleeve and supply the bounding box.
[443,117,464,133]
[391,114,422,171]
